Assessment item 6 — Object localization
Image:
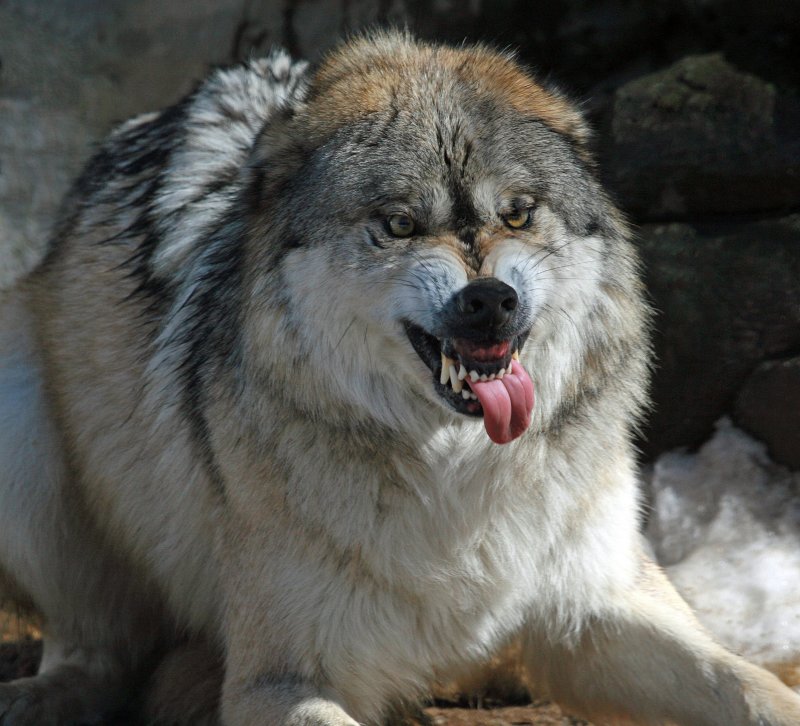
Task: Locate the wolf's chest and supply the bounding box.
[314,516,535,719]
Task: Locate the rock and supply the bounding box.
[0,98,92,288]
[0,0,245,287]
[735,357,800,470]
[637,216,800,457]
[0,1,247,131]
[604,53,800,220]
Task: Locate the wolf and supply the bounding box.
[1,30,798,726]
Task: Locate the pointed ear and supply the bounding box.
[243,105,311,209]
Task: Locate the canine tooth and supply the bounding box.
[440,354,452,385]
[480,374,488,382]
[449,364,463,393]
[512,351,520,361]
[461,389,471,399]
[469,370,480,382]
[458,364,467,381]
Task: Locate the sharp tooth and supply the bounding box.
[449,364,463,393]
[488,373,496,381]
[458,364,467,381]
[512,351,520,361]
[440,354,452,385]
[461,389,470,399]
[497,368,506,379]
[480,373,488,382]
[469,370,480,382]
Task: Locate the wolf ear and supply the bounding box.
[245,105,310,207]
[545,88,592,149]
[538,86,594,163]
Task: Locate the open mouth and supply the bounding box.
[404,322,535,444]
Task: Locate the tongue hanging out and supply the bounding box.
[468,360,535,444]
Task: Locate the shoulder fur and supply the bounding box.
[150,51,309,278]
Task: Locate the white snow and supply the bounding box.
[645,418,800,678]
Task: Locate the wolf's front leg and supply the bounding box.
[523,556,800,726]
[221,624,360,726]
[0,638,139,726]
[221,615,361,726]
[218,524,361,726]
[221,682,359,726]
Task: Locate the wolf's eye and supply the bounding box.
[502,208,532,229]
[386,213,415,237]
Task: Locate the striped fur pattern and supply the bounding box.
[1,30,798,725]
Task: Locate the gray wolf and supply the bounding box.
[1,30,798,725]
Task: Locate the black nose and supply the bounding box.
[455,278,518,330]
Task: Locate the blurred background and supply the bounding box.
[1,1,799,722]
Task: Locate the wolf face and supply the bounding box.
[216,36,636,446]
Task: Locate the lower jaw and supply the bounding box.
[403,321,530,416]
[432,379,484,416]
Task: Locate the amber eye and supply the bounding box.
[386,213,415,237]
[502,208,532,229]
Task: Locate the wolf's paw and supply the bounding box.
[0,682,40,726]
[277,697,360,726]
[224,689,361,725]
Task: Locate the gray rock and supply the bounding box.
[735,357,800,470]
[605,54,800,220]
[637,216,800,457]
[0,0,246,287]
[0,98,92,288]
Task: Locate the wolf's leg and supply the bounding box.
[0,561,164,726]
[0,539,164,725]
[220,605,360,726]
[523,556,800,726]
[142,639,223,725]
[222,684,359,726]
[217,523,361,726]
[0,640,135,725]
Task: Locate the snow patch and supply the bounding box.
[645,418,800,675]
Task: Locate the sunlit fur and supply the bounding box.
[1,31,799,726]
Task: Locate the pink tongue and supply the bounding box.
[468,360,534,445]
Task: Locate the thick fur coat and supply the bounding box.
[1,31,799,725]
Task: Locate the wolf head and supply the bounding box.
[159,32,648,447]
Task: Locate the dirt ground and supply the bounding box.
[410,704,589,725]
[5,619,800,725]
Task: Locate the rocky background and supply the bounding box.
[1,1,799,723]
